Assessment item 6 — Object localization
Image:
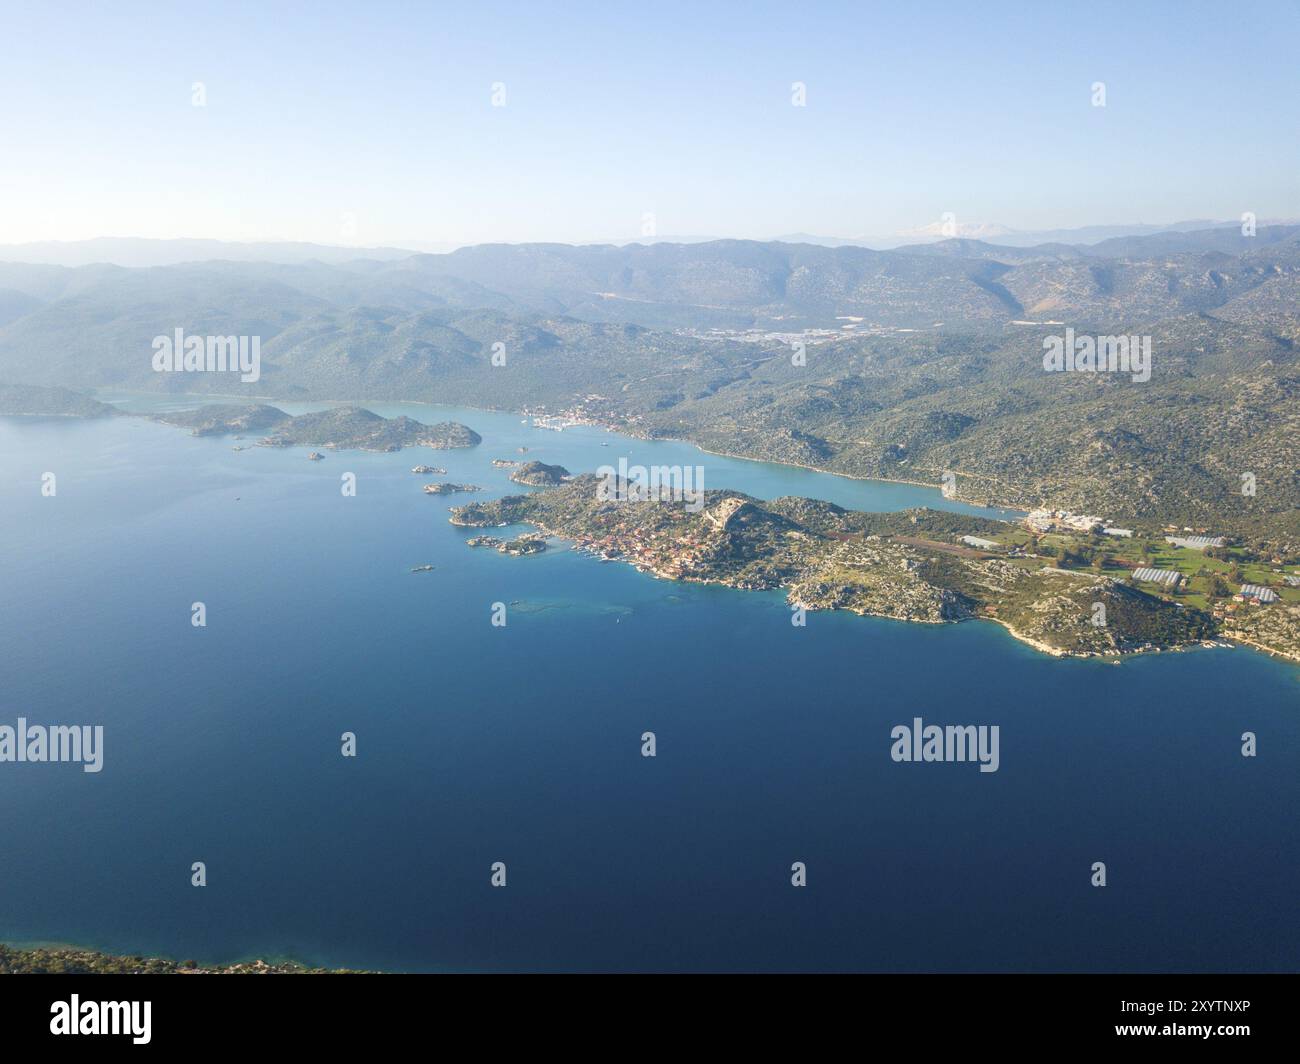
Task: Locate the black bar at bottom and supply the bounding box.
[0,973,1289,1051]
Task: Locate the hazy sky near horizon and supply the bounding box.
[2,0,1297,248]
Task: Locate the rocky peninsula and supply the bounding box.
[446,475,1300,661]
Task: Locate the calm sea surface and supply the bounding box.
[0,399,1296,971]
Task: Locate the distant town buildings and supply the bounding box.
[1025,509,1104,534]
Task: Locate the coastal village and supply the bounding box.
[448,479,1300,663]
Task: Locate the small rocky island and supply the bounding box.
[424,482,481,495]
[152,403,292,436]
[468,533,547,555]
[509,460,571,487]
[153,404,481,452]
[411,465,446,475]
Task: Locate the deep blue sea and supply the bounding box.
[1,398,1296,972]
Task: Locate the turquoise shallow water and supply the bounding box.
[0,400,1296,972]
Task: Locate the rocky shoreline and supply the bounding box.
[0,942,362,975]
[448,478,1238,662]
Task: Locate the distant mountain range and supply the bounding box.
[4,225,1299,350]
[0,224,1295,540]
[840,218,1278,250]
[598,219,1295,251]
[5,220,1296,269]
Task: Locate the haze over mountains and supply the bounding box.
[3,223,1300,339]
[3,218,1291,268]
[1,222,1296,539]
[859,217,1277,249]
[0,237,420,269]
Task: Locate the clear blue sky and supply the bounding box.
[1,0,1296,247]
